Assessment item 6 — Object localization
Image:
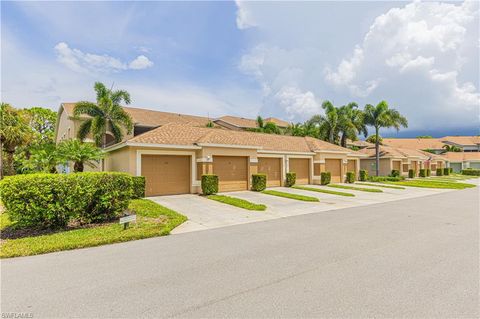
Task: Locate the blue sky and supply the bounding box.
[1,1,479,137]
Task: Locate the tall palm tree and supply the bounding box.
[442,144,462,152]
[337,102,367,147]
[57,139,104,172]
[285,123,305,136]
[74,82,133,147]
[0,103,33,177]
[364,101,408,176]
[310,101,339,143]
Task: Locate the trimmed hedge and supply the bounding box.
[132,176,146,198]
[462,168,480,176]
[449,167,453,174]
[408,169,416,178]
[443,168,450,176]
[419,169,426,178]
[0,172,134,228]
[346,171,355,183]
[390,170,400,177]
[368,175,404,182]
[201,174,218,195]
[426,169,431,177]
[286,172,296,187]
[321,172,331,185]
[251,174,267,191]
[436,168,443,176]
[359,169,368,182]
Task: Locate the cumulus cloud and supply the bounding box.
[54,42,153,73]
[274,87,320,119]
[235,0,256,30]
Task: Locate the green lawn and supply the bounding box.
[355,182,405,190]
[207,195,266,211]
[0,199,187,258]
[327,184,383,193]
[261,190,319,202]
[292,185,355,197]
[384,180,476,189]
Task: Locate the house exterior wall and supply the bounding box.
[360,158,392,176]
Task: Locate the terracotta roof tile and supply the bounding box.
[442,152,480,161]
[382,138,445,150]
[441,136,480,146]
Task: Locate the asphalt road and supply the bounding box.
[1,188,478,318]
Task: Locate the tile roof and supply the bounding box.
[357,145,432,160]
[264,117,290,127]
[441,136,480,146]
[442,152,480,162]
[214,115,290,129]
[347,139,374,147]
[382,138,445,150]
[61,103,211,127]
[126,123,354,153]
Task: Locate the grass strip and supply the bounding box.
[207,195,266,211]
[355,182,405,190]
[384,180,476,189]
[261,190,319,202]
[327,184,383,193]
[0,199,187,258]
[292,185,355,197]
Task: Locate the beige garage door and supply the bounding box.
[392,160,401,171]
[213,156,248,192]
[325,159,342,183]
[347,159,356,172]
[141,155,190,196]
[289,158,310,185]
[258,157,281,187]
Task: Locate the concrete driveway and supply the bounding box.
[150,180,476,234]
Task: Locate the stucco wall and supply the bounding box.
[360,158,392,176]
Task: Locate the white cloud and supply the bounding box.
[274,87,320,119]
[54,42,153,73]
[235,0,256,30]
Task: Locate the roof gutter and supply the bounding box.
[103,141,202,152]
[196,143,262,149]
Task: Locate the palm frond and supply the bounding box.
[77,119,93,141]
[73,101,102,118]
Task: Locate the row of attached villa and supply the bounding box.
[56,103,468,196]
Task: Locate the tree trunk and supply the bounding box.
[5,150,15,176]
[0,139,3,180]
[375,126,380,176]
[340,132,347,148]
[74,161,84,172]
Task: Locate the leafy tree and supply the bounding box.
[253,116,281,134]
[206,120,214,128]
[366,134,383,144]
[74,82,133,147]
[57,139,104,172]
[25,107,57,145]
[442,144,462,152]
[21,144,62,174]
[0,103,33,177]
[416,135,433,139]
[337,102,367,147]
[286,123,305,136]
[364,101,408,176]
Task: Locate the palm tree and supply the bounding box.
[364,101,408,176]
[366,134,383,145]
[254,116,281,134]
[57,139,104,172]
[310,101,339,143]
[0,103,33,177]
[21,144,61,174]
[442,144,462,152]
[337,102,367,147]
[286,123,305,136]
[74,82,133,147]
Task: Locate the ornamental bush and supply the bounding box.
[390,170,400,177]
[449,167,453,174]
[461,168,480,176]
[419,169,426,177]
[426,169,431,177]
[285,172,296,187]
[251,174,267,191]
[443,168,450,175]
[436,168,443,176]
[201,174,218,195]
[0,172,134,228]
[346,171,355,183]
[359,169,368,181]
[367,176,404,182]
[132,176,146,198]
[321,172,331,185]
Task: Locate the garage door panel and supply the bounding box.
[347,160,356,172]
[470,162,480,169]
[258,158,281,187]
[392,161,401,171]
[325,159,342,183]
[142,155,190,196]
[213,156,248,192]
[289,158,309,185]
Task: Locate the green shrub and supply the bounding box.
[359,169,368,181]
[419,169,426,177]
[443,168,450,175]
[321,172,331,185]
[449,167,453,174]
[408,169,416,178]
[251,174,267,191]
[426,169,431,177]
[201,174,218,195]
[285,172,296,187]
[436,168,443,176]
[462,168,480,176]
[0,172,134,228]
[132,176,146,198]
[345,171,355,183]
[390,170,400,177]
[367,176,404,182]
